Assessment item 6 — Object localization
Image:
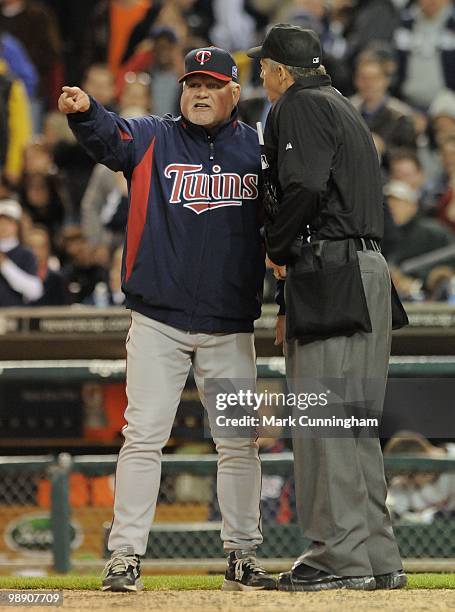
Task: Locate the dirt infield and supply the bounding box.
[4,589,452,612]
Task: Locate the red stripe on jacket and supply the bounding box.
[125,137,156,282]
[119,127,133,141]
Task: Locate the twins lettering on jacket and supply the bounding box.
[164,163,259,214]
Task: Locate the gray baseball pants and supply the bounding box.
[287,250,403,576]
[108,311,262,556]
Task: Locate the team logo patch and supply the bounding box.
[232,66,238,79]
[313,57,320,64]
[195,50,212,65]
[164,164,259,214]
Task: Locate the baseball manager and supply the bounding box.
[59,47,276,593]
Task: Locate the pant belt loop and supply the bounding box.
[360,237,367,251]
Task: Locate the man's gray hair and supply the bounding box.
[268,59,326,79]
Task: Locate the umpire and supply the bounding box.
[248,25,408,592]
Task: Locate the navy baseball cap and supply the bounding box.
[247,24,322,68]
[179,47,239,83]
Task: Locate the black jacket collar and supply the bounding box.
[287,74,332,94]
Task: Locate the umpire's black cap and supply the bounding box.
[247,24,322,68]
[179,47,239,83]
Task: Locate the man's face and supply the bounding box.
[83,67,115,106]
[0,215,18,239]
[433,116,455,147]
[388,196,418,226]
[27,231,49,265]
[441,139,455,177]
[390,159,424,191]
[260,59,284,103]
[154,37,177,69]
[180,75,240,129]
[419,0,448,18]
[355,61,388,102]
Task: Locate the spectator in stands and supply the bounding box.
[41,111,75,151]
[81,170,128,249]
[385,180,455,286]
[384,431,455,522]
[0,28,37,98]
[351,53,417,155]
[123,0,212,61]
[38,112,93,222]
[0,172,13,199]
[425,264,455,301]
[328,0,399,72]
[119,72,153,115]
[19,173,69,246]
[80,79,152,252]
[436,135,455,234]
[26,226,67,306]
[73,246,124,307]
[0,0,63,128]
[52,130,96,223]
[83,0,153,78]
[151,0,197,48]
[22,141,53,176]
[272,0,352,92]
[281,0,326,31]
[82,64,117,112]
[210,0,255,52]
[19,142,71,239]
[0,198,43,306]
[120,1,164,65]
[0,54,32,184]
[388,148,439,212]
[395,0,455,110]
[429,88,455,148]
[59,225,107,304]
[148,27,182,116]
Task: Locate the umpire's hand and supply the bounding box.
[58,86,90,114]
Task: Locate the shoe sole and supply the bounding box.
[279,576,376,592]
[221,579,275,592]
[375,574,408,590]
[101,579,144,592]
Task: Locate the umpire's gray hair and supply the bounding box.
[267,59,326,80]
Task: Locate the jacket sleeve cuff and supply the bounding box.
[67,96,99,124]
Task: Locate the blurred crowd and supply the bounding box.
[0,0,455,307]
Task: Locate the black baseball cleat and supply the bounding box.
[222,551,277,591]
[278,562,376,592]
[374,569,408,589]
[101,546,143,592]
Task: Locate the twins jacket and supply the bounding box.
[69,98,265,333]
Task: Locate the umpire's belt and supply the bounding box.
[290,237,380,264]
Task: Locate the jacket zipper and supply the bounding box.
[208,135,215,160]
[188,135,215,330]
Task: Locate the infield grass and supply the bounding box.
[1,574,454,591]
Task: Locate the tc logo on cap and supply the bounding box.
[195,50,212,65]
[313,57,320,64]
